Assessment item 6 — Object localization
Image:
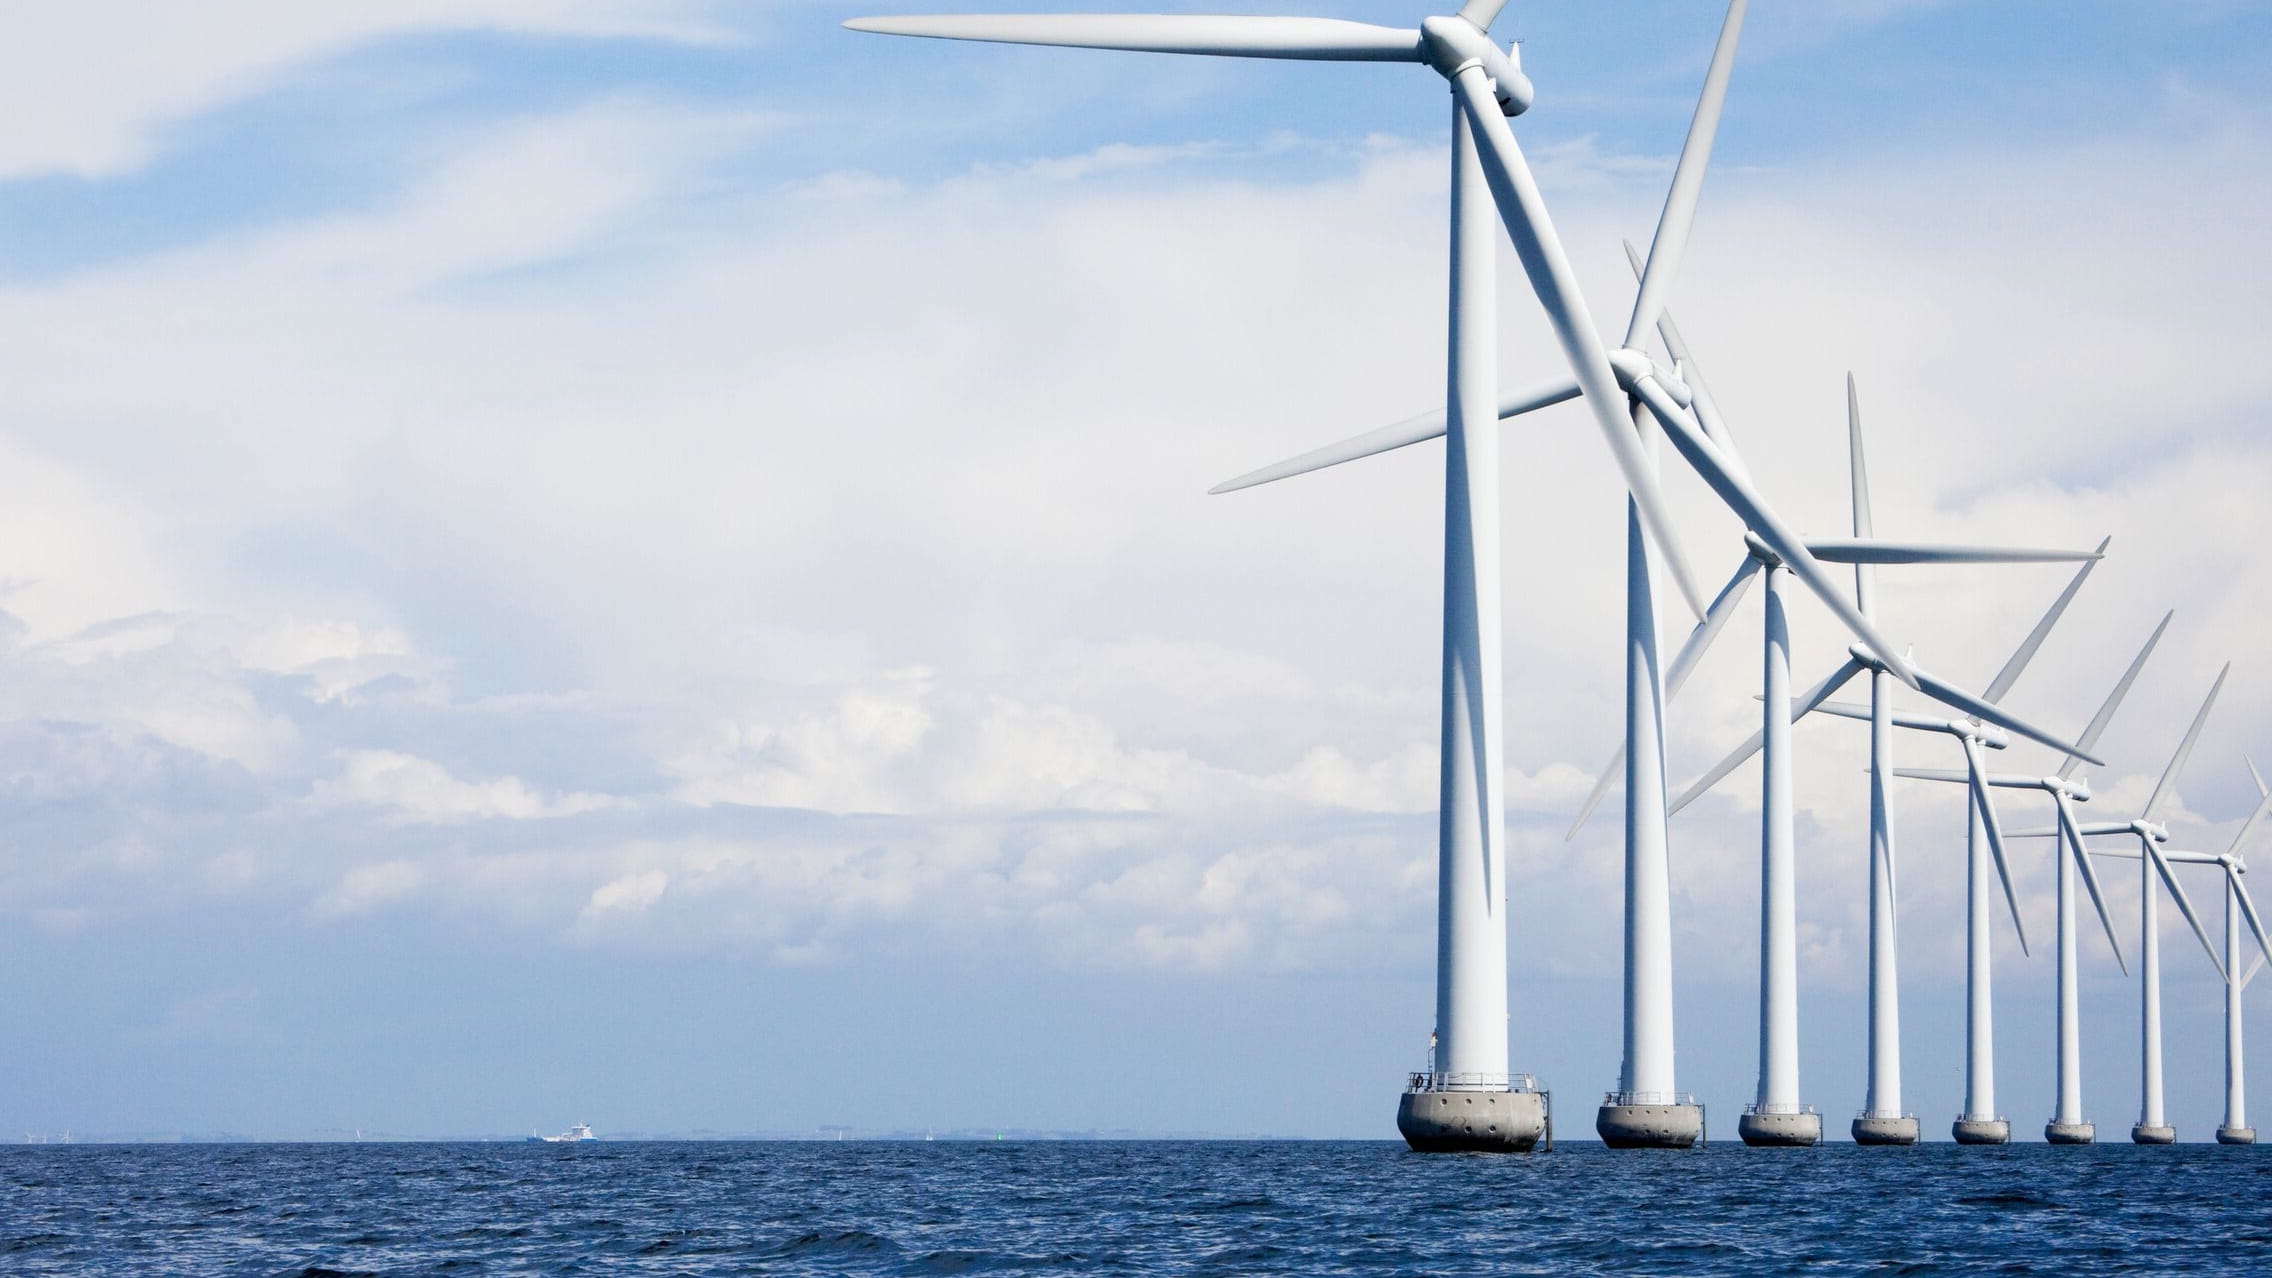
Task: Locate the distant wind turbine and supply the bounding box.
[2182,763,2272,1143]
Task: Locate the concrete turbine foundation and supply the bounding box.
[1597,1095,1703,1148]
[2131,1123,2176,1145]
[1852,1114,1919,1145]
[1398,1080,1550,1153]
[1737,1107,1821,1147]
[2216,1126,2257,1145]
[2045,1120,2096,1144]
[1952,1117,2011,1145]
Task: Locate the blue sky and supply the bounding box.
[3,1,2272,1141]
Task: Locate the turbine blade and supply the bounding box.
[843,14,1427,61]
[1984,536,2109,704]
[1624,0,1749,348]
[1812,701,1874,724]
[1621,240,1743,464]
[1847,373,1876,618]
[1665,556,1763,702]
[1452,74,1710,621]
[2149,842,2228,981]
[2059,610,2173,781]
[1893,768,1968,783]
[1966,736,2028,955]
[2058,796,2128,974]
[1671,657,1866,814]
[1567,743,1627,842]
[2226,788,2272,859]
[1456,0,1511,28]
[1632,384,1921,688]
[2253,755,2269,799]
[1208,374,1581,494]
[1566,554,1761,839]
[1909,659,2105,765]
[1799,539,2104,566]
[2234,876,2272,970]
[2144,663,2230,822]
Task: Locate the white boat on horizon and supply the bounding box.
[530,1123,596,1143]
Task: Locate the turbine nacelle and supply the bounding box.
[1417,16,1532,115]
[1605,347,1695,407]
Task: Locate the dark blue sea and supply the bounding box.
[5,1140,2268,1275]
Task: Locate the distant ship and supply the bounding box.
[530,1123,596,1143]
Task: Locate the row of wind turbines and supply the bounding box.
[845,0,2271,1147]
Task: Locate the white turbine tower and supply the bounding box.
[2046,665,2232,1144]
[852,0,1922,1151]
[1670,382,2103,1145]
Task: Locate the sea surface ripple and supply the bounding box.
[4,1139,2268,1275]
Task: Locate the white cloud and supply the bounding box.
[314,858,427,918]
[314,750,617,823]
[581,868,668,920]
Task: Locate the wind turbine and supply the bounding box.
[1669,382,2104,1145]
[2192,762,2272,1143]
[853,1,1926,1149]
[2049,665,2232,1143]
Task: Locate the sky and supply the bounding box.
[3,1,2272,1141]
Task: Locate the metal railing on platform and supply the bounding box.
[1742,1102,1820,1116]
[1601,1091,1700,1107]
[1406,1072,1540,1093]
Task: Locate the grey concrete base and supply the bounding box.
[1397,1089,1547,1153]
[2132,1123,2176,1145]
[1596,1103,1702,1149]
[2045,1121,2096,1145]
[1952,1118,2010,1145]
[2217,1126,2256,1145]
[1737,1110,1821,1147]
[1851,1114,1919,1146]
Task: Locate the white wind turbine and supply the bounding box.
[2184,762,2272,1144]
[2041,665,2233,1144]
[1808,545,2108,1145]
[1915,616,2169,1143]
[851,1,1922,1149]
[1668,380,2104,1145]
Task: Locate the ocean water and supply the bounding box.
[4,1139,2268,1275]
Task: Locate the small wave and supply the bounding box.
[904,1249,998,1273]
[1191,1196,1277,1213]
[770,1228,904,1259]
[1957,1193,2054,1208]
